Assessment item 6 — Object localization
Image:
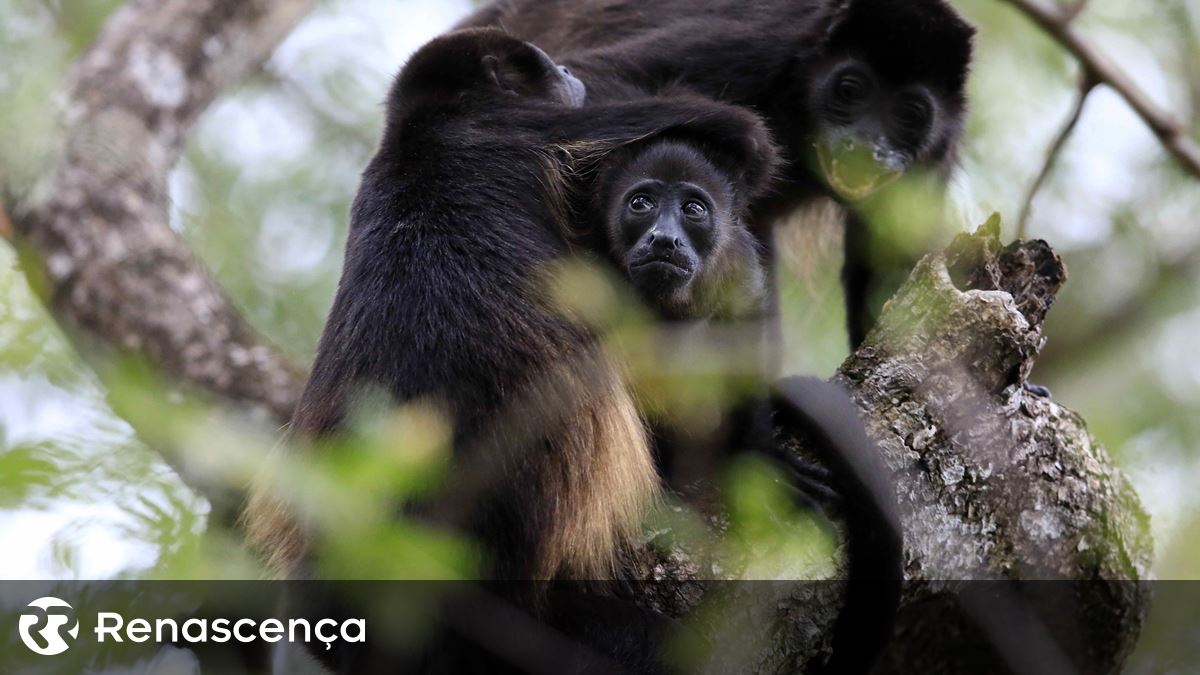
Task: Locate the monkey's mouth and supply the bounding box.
[815,143,902,202]
[629,256,695,284]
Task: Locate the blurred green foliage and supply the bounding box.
[0,0,1196,606]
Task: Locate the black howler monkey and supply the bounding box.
[583,132,778,487]
[245,28,650,586]
[247,27,781,580]
[586,135,901,675]
[243,26,796,674]
[460,0,976,347]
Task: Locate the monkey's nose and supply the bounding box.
[649,233,681,251]
[872,146,907,173]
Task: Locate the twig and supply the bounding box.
[1002,0,1200,179]
[1061,0,1090,22]
[1038,244,1200,376]
[1017,74,1098,238]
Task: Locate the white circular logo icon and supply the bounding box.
[18,596,79,656]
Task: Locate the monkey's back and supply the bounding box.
[273,108,657,581]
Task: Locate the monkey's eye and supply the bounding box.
[682,201,707,219]
[628,195,656,214]
[896,98,932,131]
[833,73,870,106]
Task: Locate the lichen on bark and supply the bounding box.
[633,219,1152,674]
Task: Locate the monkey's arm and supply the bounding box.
[843,207,946,350]
[770,376,902,675]
[457,1,837,104]
[559,25,802,102]
[842,210,876,349]
[543,95,776,176]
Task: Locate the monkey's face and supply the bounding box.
[605,143,735,319]
[792,0,973,203]
[805,56,953,202]
[534,45,587,108]
[483,39,586,107]
[621,187,710,292]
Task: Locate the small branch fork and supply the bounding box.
[1003,0,1200,189]
[1016,72,1099,238]
[0,206,11,241]
[1006,0,1200,367]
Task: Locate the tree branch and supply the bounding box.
[1017,74,1098,238]
[1001,0,1200,178]
[633,222,1152,673]
[843,222,1150,673]
[1061,0,1090,23]
[4,0,316,423]
[1038,243,1200,377]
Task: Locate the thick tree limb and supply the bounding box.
[4,0,314,423]
[1002,0,1200,179]
[843,222,1151,674]
[633,221,1152,673]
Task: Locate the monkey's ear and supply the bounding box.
[482,54,506,91]
[482,54,521,96]
[818,0,854,43]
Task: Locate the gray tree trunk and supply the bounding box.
[849,221,1151,674]
[631,220,1152,674]
[6,0,312,424]
[633,218,1147,667]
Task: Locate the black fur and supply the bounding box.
[587,136,902,674]
[457,2,962,669]
[460,0,975,346]
[247,27,791,673]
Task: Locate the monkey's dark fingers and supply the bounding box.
[770,376,901,536]
[1023,382,1053,398]
[773,460,843,513]
[771,474,828,515]
[779,455,836,484]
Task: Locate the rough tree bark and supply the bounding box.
[1,1,1152,674]
[629,220,1151,674]
[4,0,313,424]
[844,220,1151,674]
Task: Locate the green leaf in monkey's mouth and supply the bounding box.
[815,142,902,202]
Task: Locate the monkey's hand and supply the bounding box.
[1023,381,1053,398]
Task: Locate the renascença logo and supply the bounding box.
[18,597,80,656]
